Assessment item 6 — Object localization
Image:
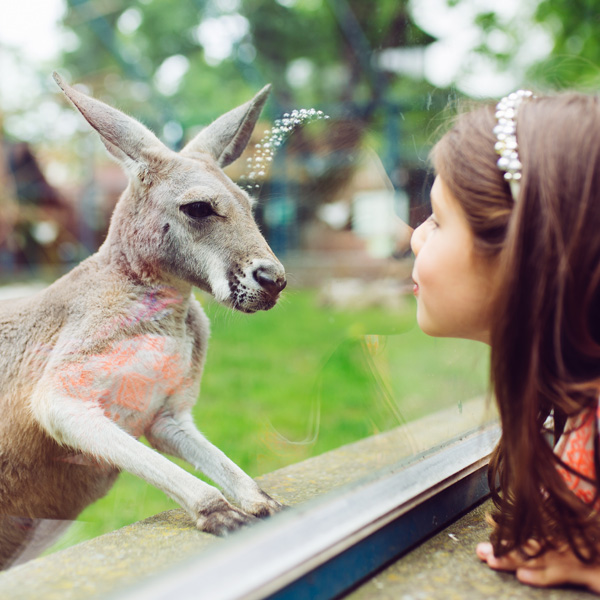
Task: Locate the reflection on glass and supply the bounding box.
[0,0,496,580]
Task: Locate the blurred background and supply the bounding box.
[1,0,599,548]
[1,0,598,278]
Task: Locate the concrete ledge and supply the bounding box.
[348,499,594,600]
[0,398,494,600]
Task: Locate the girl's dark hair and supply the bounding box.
[432,93,600,560]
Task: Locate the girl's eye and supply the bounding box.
[427,214,439,228]
[180,201,216,220]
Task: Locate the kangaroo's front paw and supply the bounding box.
[241,489,285,519]
[196,499,257,536]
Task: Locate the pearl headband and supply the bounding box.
[493,89,535,201]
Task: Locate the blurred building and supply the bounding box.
[0,138,77,276]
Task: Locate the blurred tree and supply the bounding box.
[56,0,446,240]
[449,0,600,91]
[530,0,600,89]
[58,0,439,155]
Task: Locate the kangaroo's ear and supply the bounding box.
[53,72,164,178]
[181,84,271,167]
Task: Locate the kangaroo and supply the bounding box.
[0,73,287,569]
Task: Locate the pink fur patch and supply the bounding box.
[53,335,194,437]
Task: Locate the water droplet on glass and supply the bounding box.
[240,105,330,194]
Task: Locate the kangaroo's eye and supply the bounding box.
[180,201,215,220]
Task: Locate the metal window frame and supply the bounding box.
[115,424,500,600]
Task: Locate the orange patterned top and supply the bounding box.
[554,404,599,505]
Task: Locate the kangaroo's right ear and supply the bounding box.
[53,72,164,179]
[181,84,271,167]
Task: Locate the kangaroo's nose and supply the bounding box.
[253,265,287,296]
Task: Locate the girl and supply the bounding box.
[411,91,600,593]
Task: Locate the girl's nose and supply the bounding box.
[410,222,425,256]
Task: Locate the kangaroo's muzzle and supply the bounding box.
[253,265,287,297]
[228,259,286,313]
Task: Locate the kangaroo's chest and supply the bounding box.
[54,334,196,438]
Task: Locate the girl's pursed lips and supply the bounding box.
[411,273,419,296]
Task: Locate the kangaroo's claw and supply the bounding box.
[195,497,258,536]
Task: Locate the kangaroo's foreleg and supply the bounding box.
[146,411,283,517]
[32,391,254,536]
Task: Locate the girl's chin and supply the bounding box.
[416,306,491,344]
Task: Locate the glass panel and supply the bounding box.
[0,0,495,570]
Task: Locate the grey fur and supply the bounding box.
[0,74,286,569]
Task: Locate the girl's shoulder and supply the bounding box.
[554,401,598,505]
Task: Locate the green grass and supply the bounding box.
[45,288,490,552]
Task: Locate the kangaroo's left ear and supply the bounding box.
[181,85,271,167]
[53,71,166,180]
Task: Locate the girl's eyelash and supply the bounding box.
[427,214,439,227]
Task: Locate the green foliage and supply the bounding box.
[529,0,600,90]
[57,0,442,162]
[451,0,600,91]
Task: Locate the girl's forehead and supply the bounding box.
[431,176,473,230]
[431,176,451,212]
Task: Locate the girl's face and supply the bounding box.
[410,176,499,344]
